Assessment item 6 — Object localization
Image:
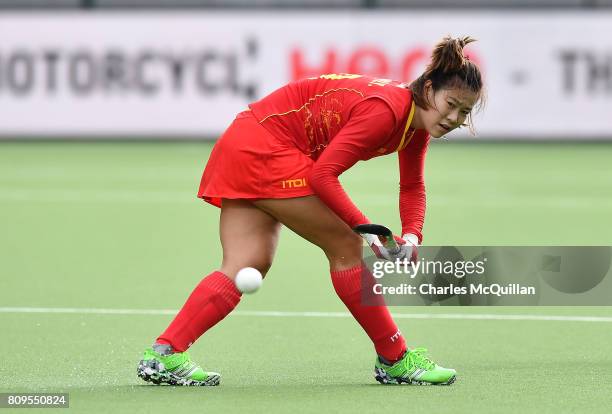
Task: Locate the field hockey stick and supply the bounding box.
[353,224,401,253]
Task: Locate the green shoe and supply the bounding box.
[137,347,221,386]
[374,348,456,385]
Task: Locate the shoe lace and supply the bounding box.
[406,347,435,370]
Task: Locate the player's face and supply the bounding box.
[421,85,479,138]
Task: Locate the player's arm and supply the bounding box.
[307,98,396,228]
[398,133,430,245]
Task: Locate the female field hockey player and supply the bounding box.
[137,36,484,386]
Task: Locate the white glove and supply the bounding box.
[401,233,419,263]
[364,233,419,262]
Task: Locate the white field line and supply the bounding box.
[1,307,612,323]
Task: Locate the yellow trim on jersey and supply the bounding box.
[257,88,366,124]
[395,101,416,152]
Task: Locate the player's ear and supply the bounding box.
[424,80,434,107]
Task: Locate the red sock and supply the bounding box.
[331,265,406,363]
[156,271,241,352]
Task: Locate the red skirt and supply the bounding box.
[198,111,315,207]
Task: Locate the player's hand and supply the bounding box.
[360,231,419,262]
[383,233,418,263]
[400,233,419,263]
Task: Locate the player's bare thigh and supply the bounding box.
[219,199,281,280]
[253,195,363,271]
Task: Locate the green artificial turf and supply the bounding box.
[1,141,612,413]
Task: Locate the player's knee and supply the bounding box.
[346,230,364,249]
[323,231,363,265]
[220,257,273,279]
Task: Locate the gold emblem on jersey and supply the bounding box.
[281,178,308,189]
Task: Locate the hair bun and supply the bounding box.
[427,36,477,74]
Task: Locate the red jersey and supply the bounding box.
[250,74,416,160]
[249,74,429,242]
